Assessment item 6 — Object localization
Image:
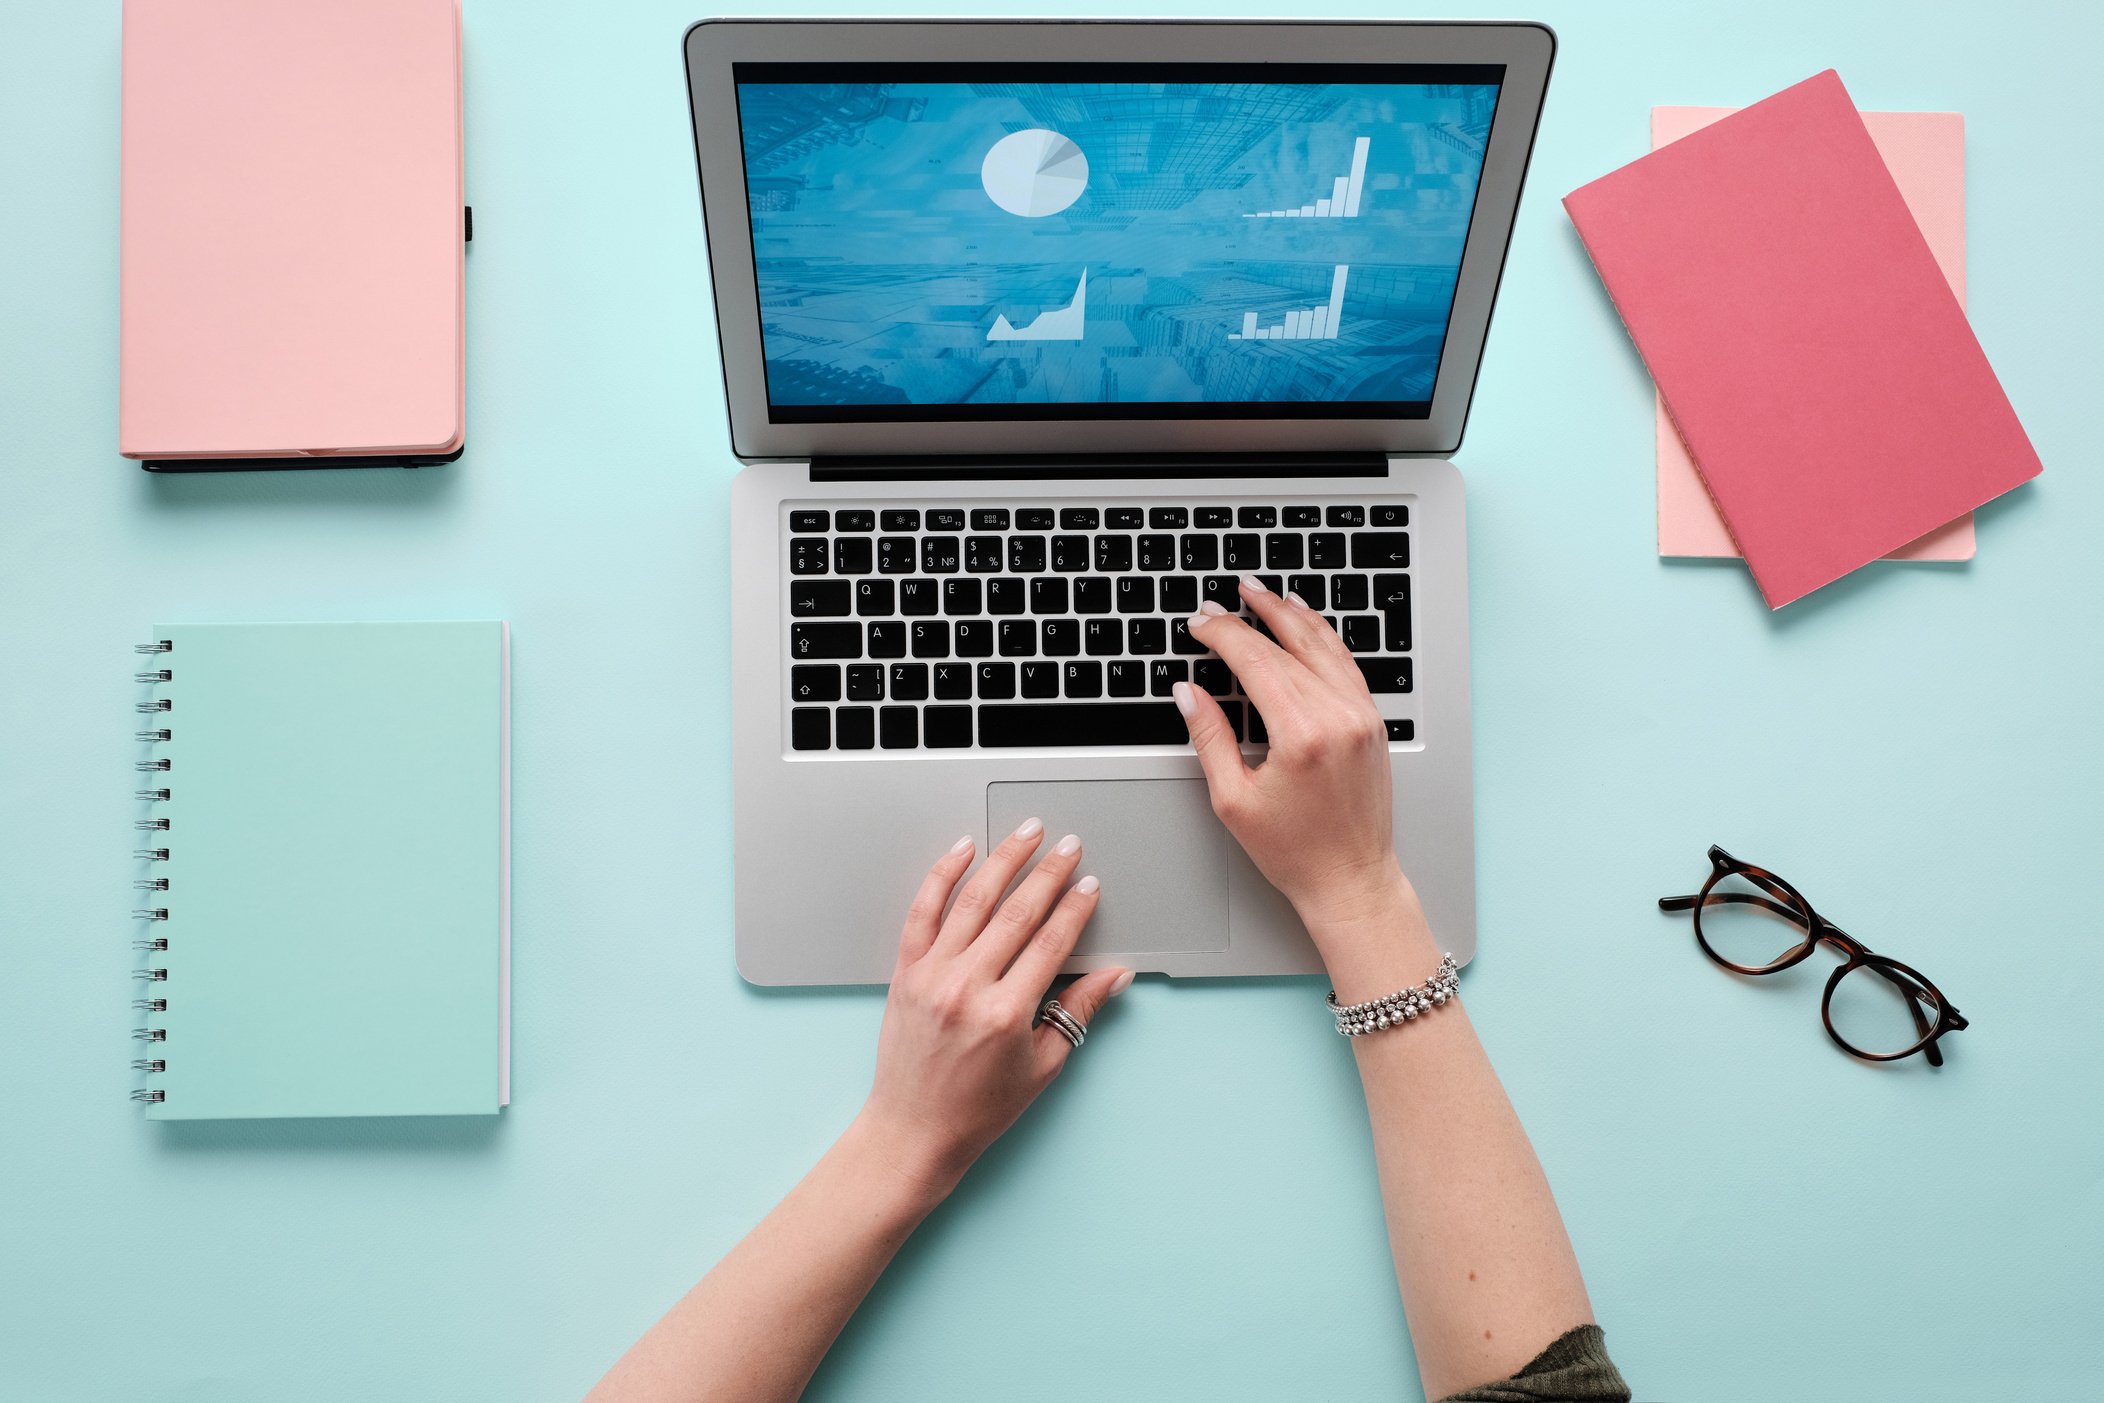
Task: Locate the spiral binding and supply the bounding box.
[133,641,173,1107]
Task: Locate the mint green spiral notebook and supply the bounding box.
[132,622,509,1120]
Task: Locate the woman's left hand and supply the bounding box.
[858,820,1134,1199]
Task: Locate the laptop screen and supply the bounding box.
[729,63,1504,425]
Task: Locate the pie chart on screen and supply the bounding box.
[981,129,1089,217]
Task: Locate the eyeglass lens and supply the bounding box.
[1693,870,1816,972]
[1827,963,1939,1058]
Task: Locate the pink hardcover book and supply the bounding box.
[1654,106,1975,562]
[1564,71,2040,607]
[120,0,464,469]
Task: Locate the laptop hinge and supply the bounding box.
[806,452,1389,482]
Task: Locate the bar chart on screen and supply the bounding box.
[1230,265,1349,341]
[1245,137,1370,218]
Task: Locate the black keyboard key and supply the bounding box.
[1309,532,1346,570]
[978,702,1192,748]
[1202,575,1240,608]
[832,537,873,575]
[1248,706,1268,744]
[1041,619,1080,657]
[846,664,885,701]
[790,580,851,617]
[910,621,949,659]
[1008,535,1046,572]
[866,620,906,658]
[878,536,916,574]
[1031,577,1069,615]
[1194,658,1233,696]
[1341,615,1381,653]
[1020,661,1059,698]
[1180,534,1219,571]
[1326,505,1366,527]
[922,536,961,573]
[1094,534,1133,572]
[943,579,982,616]
[1107,659,1146,697]
[880,706,919,749]
[924,705,972,748]
[1150,659,1190,696]
[836,706,875,750]
[1331,573,1370,611]
[1265,533,1304,570]
[1195,506,1232,528]
[1371,504,1409,528]
[1083,618,1121,656]
[977,662,1016,699]
[790,665,841,703]
[1223,534,1260,570]
[1106,507,1144,529]
[1351,532,1410,569]
[955,619,994,658]
[1224,700,1247,742]
[855,579,894,617]
[889,663,930,700]
[1160,575,1198,615]
[1256,574,1284,596]
[1284,505,1321,527]
[932,662,973,700]
[1170,616,1205,656]
[791,707,830,750]
[835,510,875,533]
[1385,605,1412,653]
[1287,574,1325,610]
[1385,719,1415,743]
[1237,506,1277,528]
[998,620,1037,657]
[971,508,1010,531]
[791,623,860,659]
[987,577,1026,615]
[1016,507,1055,531]
[1149,506,1188,529]
[1051,534,1089,571]
[927,508,966,531]
[1116,576,1154,613]
[1063,661,1103,698]
[790,510,830,533]
[1129,618,1167,655]
[1060,507,1100,530]
[1356,658,1414,692]
[965,536,1003,573]
[880,509,920,532]
[1374,573,1412,617]
[1138,534,1175,571]
[1074,577,1111,614]
[899,579,938,616]
[790,538,829,575]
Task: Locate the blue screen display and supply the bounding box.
[732,68,1501,419]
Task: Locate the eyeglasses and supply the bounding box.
[1658,846,1968,1066]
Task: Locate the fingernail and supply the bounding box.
[1287,591,1312,610]
[1109,967,1135,995]
[1240,573,1268,594]
[1013,816,1043,841]
[1075,874,1100,895]
[948,834,974,856]
[1197,599,1229,617]
[1055,832,1080,856]
[1171,680,1197,716]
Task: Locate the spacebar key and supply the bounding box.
[978,702,1192,747]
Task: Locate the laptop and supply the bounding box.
[682,18,1554,985]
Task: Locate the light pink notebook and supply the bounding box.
[1654,105,1973,560]
[120,0,464,466]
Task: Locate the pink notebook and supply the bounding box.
[1564,71,2040,608]
[119,0,464,467]
[1654,106,1974,562]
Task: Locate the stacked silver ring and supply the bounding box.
[1326,953,1460,1037]
[1037,999,1087,1049]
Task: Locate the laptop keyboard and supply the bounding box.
[782,498,1415,753]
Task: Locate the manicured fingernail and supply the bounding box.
[948,834,974,856]
[1197,599,1229,617]
[1171,680,1197,716]
[1240,573,1269,594]
[1287,591,1312,610]
[1013,816,1043,841]
[1055,832,1080,856]
[1075,874,1100,895]
[1109,967,1135,995]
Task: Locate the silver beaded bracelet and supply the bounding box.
[1326,953,1460,1037]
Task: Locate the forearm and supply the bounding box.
[1315,884,1595,1401]
[587,1113,954,1403]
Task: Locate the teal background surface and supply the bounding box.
[2,1,2098,1398]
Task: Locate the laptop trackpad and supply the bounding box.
[987,780,1229,956]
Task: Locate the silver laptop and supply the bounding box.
[683,18,1554,985]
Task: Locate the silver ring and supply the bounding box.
[1038,999,1086,1049]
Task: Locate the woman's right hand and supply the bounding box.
[1173,576,1436,990]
